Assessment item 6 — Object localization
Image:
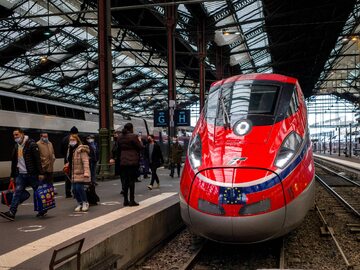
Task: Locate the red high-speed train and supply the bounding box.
[180,73,315,243]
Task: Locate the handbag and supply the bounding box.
[63,163,70,175]
[1,182,15,206]
[1,182,30,206]
[34,183,56,212]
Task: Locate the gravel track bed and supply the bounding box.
[134,229,202,270]
[284,182,360,270]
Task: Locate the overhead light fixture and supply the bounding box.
[43,30,52,36]
[222,29,241,36]
[40,55,48,63]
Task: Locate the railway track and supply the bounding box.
[314,161,360,269]
[315,161,360,218]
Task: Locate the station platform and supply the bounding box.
[0,168,183,270]
[313,153,360,171]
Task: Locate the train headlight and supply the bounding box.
[233,119,252,136]
[198,198,225,215]
[274,132,302,168]
[188,133,202,169]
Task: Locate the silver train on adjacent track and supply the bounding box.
[0,90,157,181]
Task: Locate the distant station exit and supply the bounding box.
[154,110,191,127]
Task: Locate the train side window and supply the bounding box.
[14,98,27,112]
[27,100,39,114]
[57,106,66,117]
[293,87,300,109]
[38,103,47,114]
[65,107,74,118]
[287,89,298,117]
[47,104,56,115]
[74,109,85,120]
[0,96,15,111]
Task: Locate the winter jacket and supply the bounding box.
[71,145,91,183]
[145,142,164,168]
[117,132,144,166]
[11,137,43,177]
[170,142,183,164]
[37,140,56,173]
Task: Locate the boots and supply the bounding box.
[129,201,139,206]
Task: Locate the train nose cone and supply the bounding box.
[185,168,287,243]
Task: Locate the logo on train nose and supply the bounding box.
[227,157,247,165]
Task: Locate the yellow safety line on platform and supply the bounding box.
[0,192,177,269]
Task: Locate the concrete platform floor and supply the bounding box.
[0,168,181,269]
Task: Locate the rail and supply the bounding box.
[315,174,360,218]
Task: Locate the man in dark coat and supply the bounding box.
[0,128,44,221]
[145,135,164,190]
[169,136,183,177]
[117,123,143,206]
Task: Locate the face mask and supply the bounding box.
[41,138,49,143]
[69,141,77,147]
[15,138,21,143]
[87,139,94,143]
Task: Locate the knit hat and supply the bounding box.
[70,126,78,134]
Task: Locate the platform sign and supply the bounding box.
[154,109,191,127]
[175,109,191,126]
[154,110,168,127]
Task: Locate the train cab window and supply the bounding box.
[231,83,278,115]
[205,89,220,123]
[0,96,15,111]
[47,104,56,115]
[38,102,47,114]
[14,98,27,112]
[27,100,38,114]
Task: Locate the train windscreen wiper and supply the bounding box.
[220,95,231,129]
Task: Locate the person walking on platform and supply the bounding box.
[146,135,164,190]
[37,132,56,184]
[64,134,91,212]
[61,126,78,198]
[86,134,99,185]
[0,128,45,221]
[169,136,183,178]
[117,123,143,207]
[111,130,124,194]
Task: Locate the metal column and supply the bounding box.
[349,124,352,157]
[338,127,341,156]
[98,0,113,178]
[215,46,224,80]
[166,4,177,161]
[198,18,206,112]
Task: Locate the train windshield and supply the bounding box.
[205,81,280,126]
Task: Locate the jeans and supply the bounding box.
[10,174,38,215]
[149,164,159,185]
[72,183,87,204]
